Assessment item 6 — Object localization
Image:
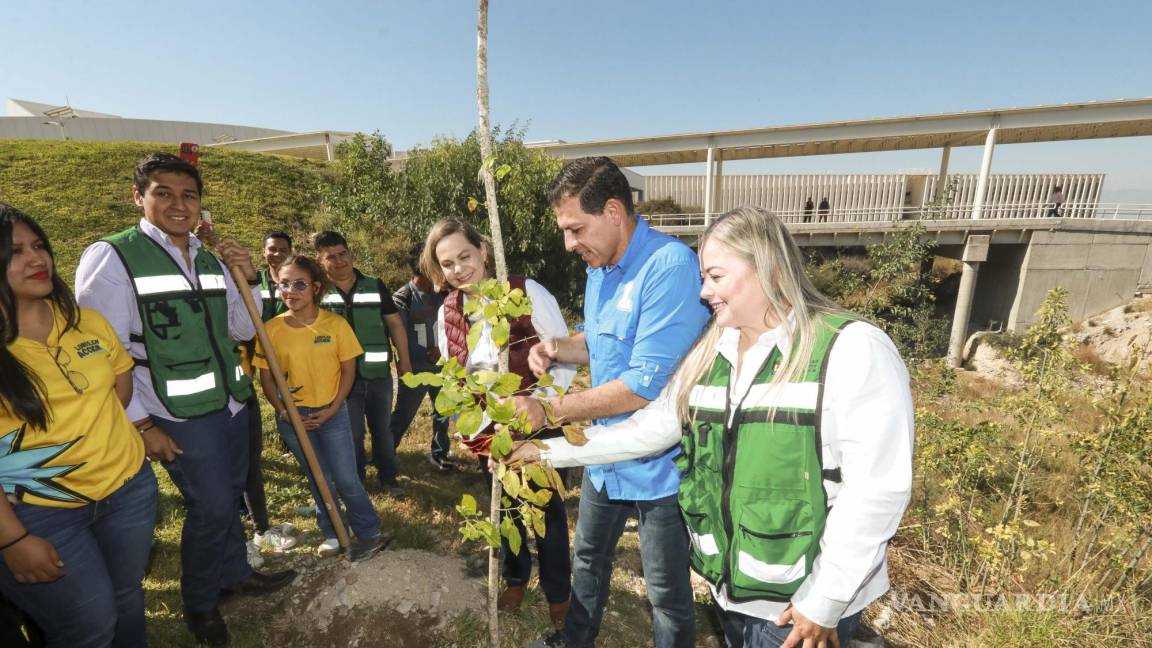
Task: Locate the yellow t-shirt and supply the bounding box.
[2,306,144,508]
[253,310,363,408]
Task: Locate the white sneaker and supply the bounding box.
[316,537,341,557]
[246,540,265,568]
[254,525,298,553]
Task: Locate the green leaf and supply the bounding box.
[467,197,480,212]
[500,469,522,499]
[456,407,484,437]
[472,370,501,386]
[494,163,513,180]
[457,493,478,516]
[492,318,510,347]
[482,302,501,321]
[491,372,523,398]
[535,373,554,389]
[490,427,514,458]
[467,320,484,352]
[500,515,522,556]
[487,398,517,424]
[524,463,550,488]
[526,504,547,538]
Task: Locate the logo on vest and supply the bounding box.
[74,338,106,359]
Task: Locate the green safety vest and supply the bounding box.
[676,313,854,602]
[104,227,253,417]
[258,268,286,322]
[320,271,393,380]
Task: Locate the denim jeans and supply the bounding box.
[346,376,397,484]
[158,407,252,614]
[717,607,862,648]
[277,404,380,541]
[0,464,158,648]
[389,382,450,461]
[561,472,695,648]
[241,393,270,533]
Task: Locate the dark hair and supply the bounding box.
[263,230,293,249]
[0,204,80,429]
[407,242,423,274]
[133,152,203,196]
[311,230,348,251]
[547,156,634,217]
[279,254,331,296]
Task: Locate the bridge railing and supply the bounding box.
[646,202,1152,229]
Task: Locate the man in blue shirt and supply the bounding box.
[519,157,710,648]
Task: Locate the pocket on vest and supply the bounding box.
[730,497,815,595]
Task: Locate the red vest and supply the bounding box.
[442,275,538,391]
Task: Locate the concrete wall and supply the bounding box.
[1007,229,1151,330]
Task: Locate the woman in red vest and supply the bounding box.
[421,219,575,627]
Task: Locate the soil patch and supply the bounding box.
[265,548,486,647]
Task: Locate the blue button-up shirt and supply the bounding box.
[583,217,710,500]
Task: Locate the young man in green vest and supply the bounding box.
[75,153,295,647]
[258,230,293,322]
[312,231,412,496]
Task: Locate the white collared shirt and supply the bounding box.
[74,218,261,422]
[542,318,914,627]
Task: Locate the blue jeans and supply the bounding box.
[277,404,380,541]
[389,381,450,460]
[561,472,695,648]
[158,407,252,614]
[346,376,397,484]
[0,464,158,648]
[717,607,862,648]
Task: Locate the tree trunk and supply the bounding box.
[476,2,506,646]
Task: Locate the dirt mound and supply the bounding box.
[266,548,486,647]
[1072,297,1152,375]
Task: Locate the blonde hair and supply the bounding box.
[674,206,849,420]
[419,219,493,291]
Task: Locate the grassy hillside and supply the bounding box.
[0,140,334,282]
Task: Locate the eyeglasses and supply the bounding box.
[276,280,315,293]
[50,346,89,394]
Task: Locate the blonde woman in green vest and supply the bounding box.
[510,206,914,648]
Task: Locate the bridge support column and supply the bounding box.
[948,235,991,368]
[971,128,998,220]
[704,145,715,226]
[711,153,724,217]
[933,144,951,203]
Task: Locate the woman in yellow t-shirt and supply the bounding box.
[253,255,383,562]
[0,205,158,647]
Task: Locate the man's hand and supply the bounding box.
[513,395,548,431]
[504,440,542,465]
[778,606,840,648]
[398,359,413,378]
[141,426,183,462]
[527,339,558,377]
[2,534,64,583]
[216,238,258,283]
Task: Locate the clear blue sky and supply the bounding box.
[3,0,1150,198]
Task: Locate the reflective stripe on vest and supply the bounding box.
[363,351,390,363]
[134,274,193,295]
[167,372,216,396]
